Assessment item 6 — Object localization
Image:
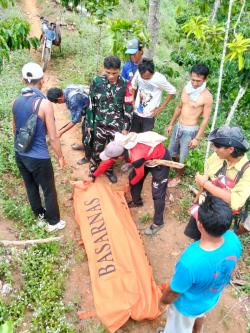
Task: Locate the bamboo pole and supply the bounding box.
[205,0,235,160]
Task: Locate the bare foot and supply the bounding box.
[168,177,180,188]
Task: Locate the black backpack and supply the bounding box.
[14,98,43,153]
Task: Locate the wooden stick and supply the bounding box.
[145,159,185,169]
[0,236,63,247]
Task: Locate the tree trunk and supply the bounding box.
[205,0,235,160]
[144,0,161,59]
[225,84,248,125]
[210,0,221,22]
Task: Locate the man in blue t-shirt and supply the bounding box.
[121,39,143,81]
[47,85,90,164]
[158,195,242,333]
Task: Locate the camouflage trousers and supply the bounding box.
[89,125,120,176]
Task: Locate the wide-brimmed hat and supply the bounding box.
[208,125,249,150]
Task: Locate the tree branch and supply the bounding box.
[0,236,63,247]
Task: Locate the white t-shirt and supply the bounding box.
[131,71,176,118]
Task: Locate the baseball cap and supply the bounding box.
[22,63,44,82]
[125,39,140,55]
[208,125,249,150]
[100,141,124,161]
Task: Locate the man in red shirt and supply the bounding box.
[85,132,170,235]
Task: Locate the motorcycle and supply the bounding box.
[39,17,65,71]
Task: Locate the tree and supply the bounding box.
[144,0,161,59]
[0,2,39,72]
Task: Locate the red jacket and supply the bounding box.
[93,143,166,185]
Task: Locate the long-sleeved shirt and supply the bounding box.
[64,86,89,124]
[93,142,166,185]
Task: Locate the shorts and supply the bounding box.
[163,304,205,333]
[243,215,250,231]
[168,123,198,163]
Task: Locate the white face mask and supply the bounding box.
[185,81,206,102]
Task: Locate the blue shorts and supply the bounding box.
[168,123,198,163]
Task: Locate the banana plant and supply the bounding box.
[0,321,13,333]
[226,33,250,70]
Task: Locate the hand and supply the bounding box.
[165,125,173,136]
[83,176,94,185]
[151,106,163,117]
[189,138,199,149]
[58,156,65,169]
[122,130,128,135]
[195,173,208,189]
[87,128,93,135]
[57,131,63,138]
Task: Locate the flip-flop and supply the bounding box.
[168,178,180,188]
[71,143,84,151]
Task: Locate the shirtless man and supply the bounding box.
[166,64,213,187]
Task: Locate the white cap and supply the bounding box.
[99,141,124,161]
[22,63,44,83]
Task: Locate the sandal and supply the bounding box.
[168,177,180,188]
[144,224,164,235]
[156,328,164,333]
[71,143,84,151]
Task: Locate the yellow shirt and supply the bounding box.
[204,152,250,211]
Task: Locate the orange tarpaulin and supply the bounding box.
[73,180,161,332]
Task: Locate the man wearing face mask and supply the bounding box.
[166,64,213,187]
[86,56,133,183]
[121,38,144,81]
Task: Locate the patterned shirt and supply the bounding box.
[64,86,89,124]
[86,75,133,131]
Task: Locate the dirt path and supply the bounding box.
[11,1,250,332]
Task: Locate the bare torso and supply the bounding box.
[179,88,212,126]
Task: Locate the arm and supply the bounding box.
[152,76,176,117]
[166,102,182,135]
[189,94,213,148]
[93,160,115,177]
[58,121,75,137]
[42,100,64,167]
[161,283,180,305]
[195,174,231,205]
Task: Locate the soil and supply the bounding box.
[1,0,248,332]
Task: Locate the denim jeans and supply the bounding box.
[15,153,60,225]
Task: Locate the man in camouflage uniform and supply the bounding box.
[86,56,133,183]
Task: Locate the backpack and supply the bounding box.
[67,84,89,100]
[215,159,250,230]
[14,98,43,153]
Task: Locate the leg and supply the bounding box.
[184,216,201,240]
[32,159,60,225]
[89,126,106,175]
[15,154,45,216]
[130,113,142,133]
[167,125,182,187]
[142,117,154,132]
[151,164,169,226]
[130,169,148,205]
[193,317,204,333]
[179,129,198,164]
[163,304,197,333]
